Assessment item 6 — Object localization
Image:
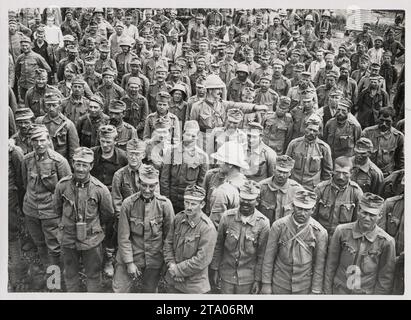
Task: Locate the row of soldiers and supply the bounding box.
[8,8,404,294]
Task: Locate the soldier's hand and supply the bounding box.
[168,262,178,277]
[127,262,141,280]
[210,269,219,287]
[254,105,269,112]
[251,281,261,294]
[260,283,272,295]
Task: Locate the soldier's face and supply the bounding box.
[273,168,291,185]
[87,42,96,51]
[32,134,49,154]
[88,103,102,117]
[305,125,319,140]
[199,44,207,52]
[171,69,181,80]
[17,119,33,135]
[73,161,93,181]
[37,33,45,41]
[218,161,232,174]
[370,67,380,76]
[109,112,124,126]
[196,85,206,96]
[273,65,283,76]
[237,71,248,81]
[156,71,167,82]
[44,102,60,118]
[239,197,258,216]
[85,64,95,73]
[197,61,206,71]
[152,128,170,142]
[357,209,380,231]
[325,77,336,88]
[156,101,169,114]
[354,149,370,164]
[127,150,145,168]
[182,129,198,144]
[103,75,114,85]
[276,105,289,117]
[121,45,130,54]
[293,205,313,224]
[140,181,158,199]
[100,51,108,59]
[325,57,333,68]
[64,69,75,79]
[209,88,222,100]
[21,42,31,53]
[259,79,270,90]
[184,198,204,216]
[128,83,140,95]
[36,75,48,88]
[153,47,161,58]
[260,57,269,67]
[9,24,17,33]
[302,99,314,111]
[336,105,349,122]
[130,64,140,73]
[100,137,116,153]
[172,90,183,102]
[333,164,351,186]
[245,52,254,62]
[378,116,392,132]
[72,83,84,96]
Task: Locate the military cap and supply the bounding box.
[135,37,145,45]
[99,124,117,138]
[84,55,96,65]
[108,100,126,113]
[329,88,343,97]
[294,63,305,72]
[324,52,335,59]
[73,147,94,163]
[155,65,168,74]
[115,22,125,29]
[272,59,285,67]
[89,20,98,27]
[378,106,395,119]
[46,16,55,22]
[239,180,260,200]
[359,192,384,215]
[256,28,265,34]
[15,108,34,121]
[291,49,301,56]
[305,114,322,128]
[204,74,225,89]
[184,120,200,132]
[145,35,154,42]
[226,45,235,53]
[29,124,49,139]
[118,37,134,47]
[363,22,371,27]
[169,64,182,72]
[66,45,78,53]
[94,8,104,14]
[36,26,45,34]
[261,51,271,60]
[126,138,146,153]
[334,156,353,169]
[89,95,104,106]
[279,96,291,107]
[154,116,171,129]
[301,71,311,78]
[369,75,381,81]
[227,108,244,123]
[217,42,227,50]
[236,63,249,74]
[302,91,315,101]
[86,37,96,44]
[156,91,171,103]
[305,14,314,22]
[272,14,280,20]
[374,36,383,42]
[259,74,272,82]
[72,76,85,86]
[184,184,206,201]
[99,44,110,52]
[210,62,220,69]
[339,44,347,51]
[20,36,31,44]
[128,57,141,66]
[102,68,116,77]
[35,68,48,76]
[354,137,373,153]
[339,63,351,71]
[276,155,295,172]
[226,14,233,19]
[337,98,352,110]
[370,62,381,68]
[293,189,317,209]
[326,70,339,79]
[127,77,142,86]
[44,92,61,104]
[247,122,264,135]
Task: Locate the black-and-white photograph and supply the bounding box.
[5,4,405,296]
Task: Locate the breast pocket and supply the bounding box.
[225,229,240,252]
[339,203,355,223]
[300,238,316,265]
[183,234,200,259]
[341,241,357,267]
[361,249,381,274]
[293,153,304,170]
[245,230,258,255]
[55,128,68,146]
[309,155,322,173]
[199,113,213,129]
[150,215,163,236]
[85,197,99,221]
[185,163,200,182]
[130,217,144,236]
[318,199,331,221]
[339,135,354,150]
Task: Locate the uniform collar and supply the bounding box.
[35,149,50,161]
[73,177,90,188]
[234,209,257,226]
[376,127,393,138]
[43,113,64,124]
[331,179,349,191]
[354,158,370,173]
[267,178,290,193]
[352,222,378,242]
[182,212,202,228]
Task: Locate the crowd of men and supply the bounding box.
[8,8,405,295]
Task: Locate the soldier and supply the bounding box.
[362,107,404,177]
[113,37,137,84]
[243,122,276,183]
[313,156,363,237]
[21,125,71,278]
[147,66,172,113]
[54,147,114,292]
[286,116,333,191]
[95,44,118,76]
[35,92,80,165]
[163,185,217,294]
[90,124,128,277]
[97,68,125,113]
[254,75,279,112]
[114,164,175,293]
[8,140,25,290]
[210,180,270,294]
[270,59,291,97]
[56,45,85,82]
[24,68,61,118]
[121,57,150,97]
[324,193,396,294]
[258,155,302,225]
[336,63,358,106]
[121,77,149,139]
[357,62,387,94]
[316,88,341,127]
[219,45,238,86]
[15,36,51,102]
[261,96,294,155]
[378,176,404,294]
[146,117,173,171]
[143,91,181,143]
[316,70,339,108]
[350,138,384,195]
[381,169,404,199]
[208,108,247,161]
[32,26,56,85]
[11,108,35,154]
[107,100,138,151]
[287,69,316,110]
[323,99,362,159]
[76,95,109,148]
[81,37,101,61]
[142,44,169,84]
[61,76,90,126]
[169,83,189,135]
[56,34,75,62]
[227,63,254,102]
[160,120,209,213]
[309,28,334,60]
[111,139,149,220]
[83,56,103,94]
[250,51,273,85]
[261,189,328,294]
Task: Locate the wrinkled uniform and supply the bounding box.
[350,157,384,195]
[76,113,110,148]
[242,143,277,183]
[262,112,293,155]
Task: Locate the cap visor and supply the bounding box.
[293,201,315,210]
